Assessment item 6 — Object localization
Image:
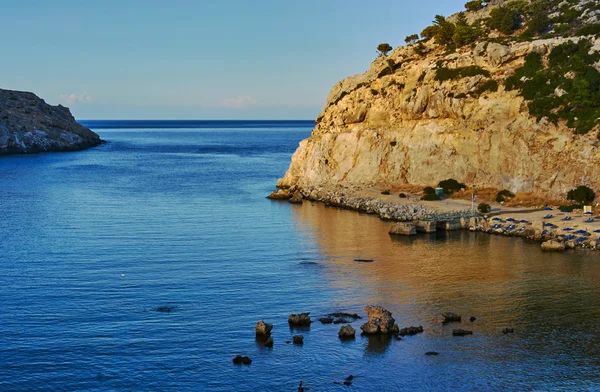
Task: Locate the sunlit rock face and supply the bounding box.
[277,1,600,198]
[0,88,103,155]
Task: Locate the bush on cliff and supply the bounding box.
[567,185,596,205]
[478,203,492,213]
[465,0,485,12]
[423,186,436,195]
[496,189,515,203]
[438,179,466,194]
[506,40,600,134]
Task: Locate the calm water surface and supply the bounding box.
[1,121,600,391]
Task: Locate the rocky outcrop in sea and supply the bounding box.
[0,88,103,155]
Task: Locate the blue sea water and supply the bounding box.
[1,120,600,391]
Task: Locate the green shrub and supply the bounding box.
[405,34,419,45]
[567,185,596,204]
[474,79,499,96]
[559,204,583,212]
[370,89,379,95]
[423,186,436,195]
[496,189,515,202]
[487,6,521,35]
[577,23,600,37]
[381,190,391,195]
[438,178,466,194]
[478,203,492,213]
[455,93,468,99]
[508,40,600,134]
[399,193,407,198]
[435,66,490,82]
[422,193,441,201]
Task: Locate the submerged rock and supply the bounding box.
[442,312,462,323]
[289,312,312,327]
[319,317,334,324]
[255,320,273,337]
[333,318,349,324]
[502,328,515,334]
[399,326,424,336]
[425,351,440,356]
[329,312,361,319]
[452,329,473,336]
[232,355,252,365]
[338,324,356,339]
[360,306,399,335]
[293,335,304,345]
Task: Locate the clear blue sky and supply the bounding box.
[0,0,466,120]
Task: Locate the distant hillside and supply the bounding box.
[0,88,103,155]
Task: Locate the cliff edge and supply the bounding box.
[0,88,103,155]
[278,0,600,198]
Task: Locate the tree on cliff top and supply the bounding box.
[465,0,485,12]
[377,43,393,57]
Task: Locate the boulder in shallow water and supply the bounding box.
[360,306,399,335]
[289,312,312,327]
[442,312,462,323]
[233,355,252,365]
[541,240,565,252]
[293,335,304,345]
[388,222,417,236]
[338,324,356,339]
[255,320,273,337]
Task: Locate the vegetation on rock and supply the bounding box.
[506,40,600,134]
[377,43,393,57]
[567,185,596,205]
[478,203,492,213]
[438,179,466,194]
[496,189,515,203]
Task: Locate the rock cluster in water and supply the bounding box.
[360,306,400,335]
[0,88,103,155]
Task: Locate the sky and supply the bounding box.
[0,0,467,120]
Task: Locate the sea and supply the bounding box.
[1,120,599,391]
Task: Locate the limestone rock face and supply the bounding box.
[360,306,399,335]
[0,88,103,155]
[277,34,600,198]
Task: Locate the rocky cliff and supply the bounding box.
[277,0,600,198]
[0,88,103,155]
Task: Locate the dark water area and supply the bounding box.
[1,121,600,391]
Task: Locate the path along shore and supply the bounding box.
[269,186,600,251]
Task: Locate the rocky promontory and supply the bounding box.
[277,0,600,199]
[0,88,103,155]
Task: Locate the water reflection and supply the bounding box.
[363,334,393,356]
[290,202,600,380]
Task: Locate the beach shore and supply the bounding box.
[269,186,600,251]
